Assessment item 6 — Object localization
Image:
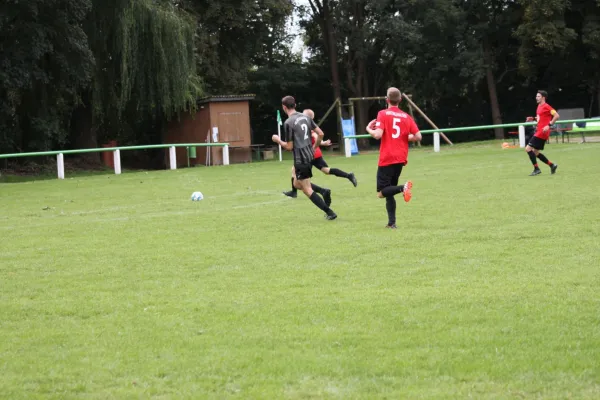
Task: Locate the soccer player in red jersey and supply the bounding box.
[526,90,559,176]
[283,109,357,199]
[366,87,422,229]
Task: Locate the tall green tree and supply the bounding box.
[459,0,524,138]
[0,0,94,153]
[76,0,201,152]
[182,0,293,94]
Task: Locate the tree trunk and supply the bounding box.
[597,83,600,116]
[322,3,342,150]
[71,91,100,165]
[483,42,503,139]
[355,60,370,149]
[311,0,343,151]
[324,17,342,103]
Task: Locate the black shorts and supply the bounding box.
[311,157,328,170]
[528,136,546,150]
[295,163,313,180]
[377,163,404,192]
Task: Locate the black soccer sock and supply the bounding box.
[309,192,332,214]
[537,153,553,166]
[381,185,404,198]
[290,177,297,193]
[311,183,326,194]
[329,168,349,178]
[386,197,397,225]
[527,151,538,168]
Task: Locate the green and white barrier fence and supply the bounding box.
[343,117,600,157]
[0,143,230,179]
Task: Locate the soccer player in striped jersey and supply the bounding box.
[272,96,337,220]
[283,109,357,199]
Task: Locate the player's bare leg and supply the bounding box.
[296,178,337,220]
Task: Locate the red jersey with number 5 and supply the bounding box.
[375,106,419,166]
[535,103,556,140]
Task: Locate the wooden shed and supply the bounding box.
[164,94,255,167]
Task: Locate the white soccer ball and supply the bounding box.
[191,191,204,201]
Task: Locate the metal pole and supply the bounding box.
[222,145,230,165]
[317,98,339,126]
[171,146,178,170]
[336,98,344,155]
[277,119,282,162]
[113,149,121,175]
[406,95,421,147]
[56,153,65,179]
[402,93,453,145]
[518,125,526,148]
[348,96,386,101]
[349,101,356,136]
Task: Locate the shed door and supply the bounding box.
[217,112,243,143]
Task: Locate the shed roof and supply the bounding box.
[198,94,256,105]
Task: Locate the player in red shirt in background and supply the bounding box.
[283,109,357,200]
[526,90,559,176]
[366,87,422,229]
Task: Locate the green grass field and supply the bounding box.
[1,141,599,399]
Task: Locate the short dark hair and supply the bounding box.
[537,90,548,100]
[281,96,296,109]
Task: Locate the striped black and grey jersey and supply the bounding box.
[284,112,318,165]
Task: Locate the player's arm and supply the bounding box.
[407,119,422,142]
[542,109,560,132]
[366,118,383,140]
[272,123,293,151]
[308,118,323,149]
[312,127,324,149]
[272,134,293,151]
[550,109,559,125]
[408,132,422,142]
[312,131,331,147]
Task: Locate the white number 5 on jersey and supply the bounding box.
[392,118,401,139]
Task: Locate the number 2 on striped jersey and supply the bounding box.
[301,124,308,140]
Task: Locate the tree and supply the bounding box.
[460,0,525,138]
[76,0,201,155]
[183,0,293,94]
[0,0,94,153]
[305,0,343,103]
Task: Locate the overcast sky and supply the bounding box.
[290,0,309,56]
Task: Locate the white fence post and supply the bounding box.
[518,125,526,148]
[222,145,230,166]
[434,132,440,153]
[345,138,351,158]
[169,146,177,170]
[113,149,121,175]
[57,153,65,179]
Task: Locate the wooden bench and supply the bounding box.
[549,125,573,143]
[564,121,600,143]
